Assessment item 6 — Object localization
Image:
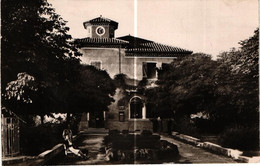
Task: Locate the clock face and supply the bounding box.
[96,26,105,36]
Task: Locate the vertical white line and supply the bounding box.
[134,0,138,80]
[134,2,138,164]
[258,12,260,151]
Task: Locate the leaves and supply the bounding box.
[214,28,259,126]
[146,28,258,129]
[4,73,37,103]
[58,65,116,116]
[1,0,81,89]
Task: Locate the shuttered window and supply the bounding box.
[143,62,156,79]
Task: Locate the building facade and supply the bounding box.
[76,16,192,132]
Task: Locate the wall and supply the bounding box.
[80,47,176,80]
[79,47,176,131]
[80,48,120,79]
[106,88,153,132]
[121,56,175,80]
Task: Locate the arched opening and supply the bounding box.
[130,97,143,119]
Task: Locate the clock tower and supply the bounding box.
[83,15,118,38]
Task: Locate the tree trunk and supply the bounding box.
[67,113,71,124]
[40,114,44,124]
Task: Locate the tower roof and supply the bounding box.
[83,15,118,30]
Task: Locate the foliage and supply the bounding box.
[68,65,116,114]
[2,0,81,88]
[173,116,200,138]
[213,28,259,127]
[146,53,217,119]
[146,29,258,139]
[218,125,258,151]
[145,87,172,118]
[114,74,128,88]
[20,122,65,155]
[4,73,37,103]
[2,0,116,123]
[1,0,81,118]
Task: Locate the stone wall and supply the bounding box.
[107,120,153,132]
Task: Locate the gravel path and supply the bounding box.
[47,134,108,165]
[47,133,238,165]
[160,135,238,163]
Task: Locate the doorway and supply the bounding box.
[89,111,104,128]
[130,97,143,119]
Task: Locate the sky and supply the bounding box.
[48,0,258,59]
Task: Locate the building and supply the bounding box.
[76,16,192,132]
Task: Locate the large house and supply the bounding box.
[76,16,192,132]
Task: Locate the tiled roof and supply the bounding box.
[117,35,193,57]
[83,16,118,29]
[127,42,192,53]
[75,37,129,48]
[117,35,152,46]
[76,35,193,56]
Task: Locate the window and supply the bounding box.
[143,62,157,79]
[90,61,101,69]
[130,97,143,119]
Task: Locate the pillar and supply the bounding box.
[103,111,106,120]
[87,112,89,121]
[142,104,146,119]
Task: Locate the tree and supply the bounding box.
[214,28,259,127]
[1,0,82,121]
[2,0,117,124]
[147,53,217,119]
[2,0,81,87]
[68,65,116,116]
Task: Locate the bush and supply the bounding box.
[122,130,129,135]
[141,130,152,136]
[158,140,179,160]
[193,118,224,134]
[219,125,259,151]
[20,123,65,155]
[109,130,120,136]
[174,116,200,138]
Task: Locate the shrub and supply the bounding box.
[122,130,129,135]
[20,123,65,155]
[141,130,152,136]
[174,116,200,138]
[158,140,179,160]
[193,118,224,134]
[219,125,259,151]
[109,130,120,136]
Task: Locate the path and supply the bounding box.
[161,134,238,163]
[48,134,108,165]
[47,132,238,164]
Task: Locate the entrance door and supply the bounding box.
[89,111,104,128]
